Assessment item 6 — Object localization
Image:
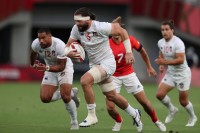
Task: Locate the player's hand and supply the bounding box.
[147,67,157,77]
[36,63,46,71]
[155,57,166,65]
[30,60,40,68]
[125,52,135,64]
[67,49,80,59]
[159,65,165,73]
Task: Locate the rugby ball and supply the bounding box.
[69,42,85,63]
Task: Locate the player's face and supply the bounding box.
[38,32,51,49]
[112,35,121,44]
[161,24,174,41]
[75,20,89,32]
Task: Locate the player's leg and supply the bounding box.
[106,77,123,131]
[106,98,123,131]
[134,91,166,131]
[40,72,58,103]
[71,87,80,108]
[156,74,178,123]
[59,68,79,130]
[79,67,97,127]
[177,70,197,127]
[100,78,143,132]
[60,83,78,129]
[124,73,165,131]
[40,84,57,103]
[51,87,80,107]
[179,90,197,126]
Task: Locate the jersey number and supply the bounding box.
[117,53,124,63]
[45,51,55,57]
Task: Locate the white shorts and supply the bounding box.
[42,66,74,86]
[161,68,191,91]
[112,73,143,94]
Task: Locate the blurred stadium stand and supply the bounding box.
[0,0,200,85]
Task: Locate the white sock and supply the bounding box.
[185,102,196,118]
[71,88,75,97]
[51,90,61,102]
[124,104,137,117]
[161,95,175,111]
[87,104,96,117]
[65,100,77,123]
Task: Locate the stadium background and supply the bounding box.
[0,0,200,85]
[0,1,200,133]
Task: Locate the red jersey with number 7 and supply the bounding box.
[109,36,142,77]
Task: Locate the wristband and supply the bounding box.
[123,39,132,53]
[46,65,50,71]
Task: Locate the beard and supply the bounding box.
[40,43,49,49]
[77,23,89,32]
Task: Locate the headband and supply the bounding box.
[74,15,90,21]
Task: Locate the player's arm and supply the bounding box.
[110,23,134,64]
[154,52,165,73]
[30,49,39,68]
[139,48,157,77]
[36,57,67,72]
[155,52,184,65]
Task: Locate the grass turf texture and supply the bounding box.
[0,81,199,133]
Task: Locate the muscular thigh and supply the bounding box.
[88,65,107,84]
[40,84,57,101]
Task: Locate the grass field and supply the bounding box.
[0,81,199,133]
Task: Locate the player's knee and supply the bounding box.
[80,74,93,87]
[156,92,163,100]
[179,99,188,107]
[61,95,71,103]
[105,91,116,102]
[40,95,51,103]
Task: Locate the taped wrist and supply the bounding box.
[123,39,132,53]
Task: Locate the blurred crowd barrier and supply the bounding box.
[131,0,200,38]
[0,64,43,82]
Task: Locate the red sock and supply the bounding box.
[114,114,123,123]
[149,109,158,122]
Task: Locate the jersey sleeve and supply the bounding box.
[70,25,80,40]
[56,40,67,59]
[175,39,185,53]
[129,36,142,51]
[31,39,39,52]
[96,21,112,36]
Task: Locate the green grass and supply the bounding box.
[0,81,199,133]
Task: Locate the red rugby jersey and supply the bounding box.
[109,36,142,76]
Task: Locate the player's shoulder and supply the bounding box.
[52,36,65,45]
[93,20,111,28]
[32,38,40,47]
[172,35,184,43]
[158,38,165,45]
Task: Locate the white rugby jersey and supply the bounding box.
[158,35,189,72]
[70,21,114,65]
[31,36,73,70]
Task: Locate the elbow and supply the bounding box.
[177,59,184,65]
